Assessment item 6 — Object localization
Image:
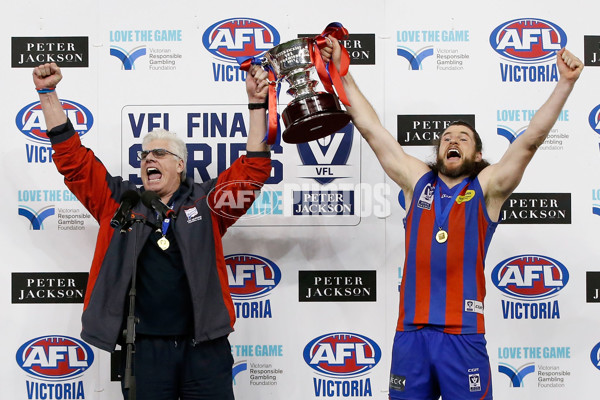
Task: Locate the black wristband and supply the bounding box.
[248,102,268,110]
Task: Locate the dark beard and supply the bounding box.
[431,156,490,179]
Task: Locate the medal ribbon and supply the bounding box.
[161,217,171,237]
[433,177,470,234]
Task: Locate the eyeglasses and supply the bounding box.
[137,148,182,161]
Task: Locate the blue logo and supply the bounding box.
[303,332,381,378]
[490,18,566,63]
[18,206,55,230]
[225,254,281,300]
[16,100,94,143]
[396,46,433,70]
[16,335,94,380]
[497,124,528,143]
[232,360,247,385]
[492,255,569,300]
[593,189,600,216]
[591,342,600,370]
[589,104,600,135]
[296,123,354,185]
[110,45,147,70]
[202,18,280,63]
[498,362,535,387]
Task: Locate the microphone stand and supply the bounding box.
[118,214,159,400]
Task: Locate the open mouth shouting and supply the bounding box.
[446,148,462,162]
[146,167,162,182]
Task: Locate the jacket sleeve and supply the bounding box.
[48,119,122,223]
[208,152,271,235]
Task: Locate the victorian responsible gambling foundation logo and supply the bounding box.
[497,108,570,151]
[109,29,183,71]
[303,332,381,397]
[396,28,470,71]
[492,254,569,320]
[202,18,280,82]
[109,45,147,70]
[498,362,535,387]
[15,99,93,164]
[226,254,281,319]
[16,335,94,399]
[489,18,567,82]
[18,205,55,230]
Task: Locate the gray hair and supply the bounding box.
[142,129,188,181]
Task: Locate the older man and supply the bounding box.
[33,62,272,400]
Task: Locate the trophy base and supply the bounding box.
[281,92,351,144]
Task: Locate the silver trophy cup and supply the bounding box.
[263,38,350,144]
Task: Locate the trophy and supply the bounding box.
[263,38,351,144]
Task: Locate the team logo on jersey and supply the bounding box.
[491,254,569,300]
[16,335,94,380]
[16,99,94,142]
[296,123,354,185]
[303,332,381,378]
[589,104,600,135]
[489,18,566,63]
[416,183,435,210]
[202,18,279,63]
[456,190,475,204]
[226,254,281,300]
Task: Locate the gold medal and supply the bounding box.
[157,236,170,250]
[435,229,448,244]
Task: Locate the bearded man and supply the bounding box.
[322,39,583,400]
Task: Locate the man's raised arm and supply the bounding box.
[33,63,67,131]
[481,48,583,217]
[321,36,430,195]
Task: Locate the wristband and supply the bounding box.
[36,87,56,94]
[248,102,268,110]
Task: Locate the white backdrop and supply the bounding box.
[3,0,600,399]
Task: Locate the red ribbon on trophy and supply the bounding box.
[312,22,351,107]
[239,22,352,145]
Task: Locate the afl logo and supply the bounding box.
[491,255,569,300]
[588,104,600,135]
[225,254,281,300]
[303,332,381,378]
[490,18,566,63]
[590,342,600,371]
[202,18,280,63]
[15,335,94,380]
[16,99,94,143]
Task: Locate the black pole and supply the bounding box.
[119,214,150,400]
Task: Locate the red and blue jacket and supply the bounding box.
[48,119,271,351]
[397,171,498,334]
